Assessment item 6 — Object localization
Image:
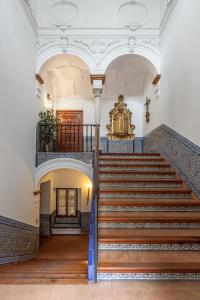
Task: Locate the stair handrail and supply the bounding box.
[88,124,100,282]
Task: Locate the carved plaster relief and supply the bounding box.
[36,36,160,73]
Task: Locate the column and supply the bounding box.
[90,75,105,125]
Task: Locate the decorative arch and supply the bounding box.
[36,37,160,75]
[35,158,93,189]
[102,45,160,74]
[36,40,95,74]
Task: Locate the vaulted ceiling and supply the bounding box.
[40,53,156,99]
[104,54,157,98]
[40,54,92,98]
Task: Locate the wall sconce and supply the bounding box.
[87,182,93,205]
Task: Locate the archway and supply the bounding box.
[38,53,93,111]
[35,159,92,278]
[35,158,93,189]
[101,54,158,139]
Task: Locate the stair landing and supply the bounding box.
[0,235,88,284]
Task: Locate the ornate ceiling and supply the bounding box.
[22,0,178,35]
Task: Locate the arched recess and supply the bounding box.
[35,158,93,189]
[101,45,160,74]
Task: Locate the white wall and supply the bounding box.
[54,98,95,124]
[0,0,43,226]
[40,181,51,215]
[101,97,144,137]
[145,0,200,146]
[53,97,144,137]
[40,173,55,213]
[143,81,162,134]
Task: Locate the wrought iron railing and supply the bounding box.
[36,124,97,153]
[88,125,100,282]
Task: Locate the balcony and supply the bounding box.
[36,124,144,167]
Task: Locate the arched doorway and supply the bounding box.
[34,159,93,282]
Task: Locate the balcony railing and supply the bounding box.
[37,124,97,153]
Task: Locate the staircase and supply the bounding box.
[97,153,200,280]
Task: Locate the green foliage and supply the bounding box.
[38,111,57,147]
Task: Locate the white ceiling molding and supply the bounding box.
[118,1,149,31]
[48,0,79,30]
[36,36,160,74]
[160,0,179,35]
[20,0,37,35]
[20,0,177,37]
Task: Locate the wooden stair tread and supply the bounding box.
[98,250,200,262]
[100,153,161,156]
[98,214,200,223]
[99,235,200,243]
[100,170,176,175]
[100,188,191,194]
[99,199,200,207]
[98,228,200,237]
[99,159,165,162]
[98,262,200,273]
[99,163,170,168]
[100,179,182,183]
[0,278,88,285]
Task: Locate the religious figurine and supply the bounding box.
[145,97,151,123]
[107,95,135,140]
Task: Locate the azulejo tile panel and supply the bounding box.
[144,124,200,197]
[97,272,200,280]
[36,152,93,166]
[98,222,200,229]
[98,243,200,251]
[0,216,39,264]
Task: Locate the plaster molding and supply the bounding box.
[19,0,178,39]
[20,0,37,35]
[36,36,160,73]
[160,0,179,35]
[93,88,102,98]
[35,158,93,189]
[48,0,79,30]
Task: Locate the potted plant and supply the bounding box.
[38,111,57,152]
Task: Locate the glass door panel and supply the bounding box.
[57,189,67,216]
[67,189,77,217]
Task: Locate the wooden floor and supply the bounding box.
[0,235,88,285]
[39,235,88,260]
[0,281,200,300]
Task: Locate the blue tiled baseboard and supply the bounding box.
[0,216,39,265]
[144,124,200,198]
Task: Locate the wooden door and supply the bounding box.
[56,110,83,152]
